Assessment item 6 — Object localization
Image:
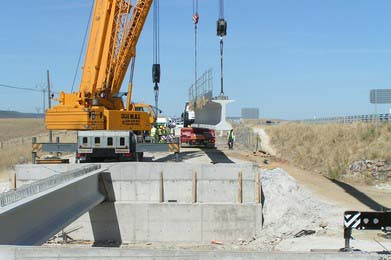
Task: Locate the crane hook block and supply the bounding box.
[217,18,227,37]
[152,64,161,84]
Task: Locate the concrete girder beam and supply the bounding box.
[0,168,106,245]
[193,99,234,131]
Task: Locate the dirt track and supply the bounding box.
[224,138,391,212]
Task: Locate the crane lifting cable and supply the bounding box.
[193,0,199,103]
[71,2,94,92]
[217,0,227,97]
[152,0,161,120]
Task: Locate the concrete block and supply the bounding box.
[201,204,262,241]
[16,162,259,204]
[0,246,385,260]
[145,203,202,242]
[162,171,193,203]
[105,164,122,180]
[0,246,15,259]
[64,202,262,243]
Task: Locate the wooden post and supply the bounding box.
[159,171,164,203]
[11,173,16,191]
[238,172,243,204]
[32,137,37,164]
[192,171,197,203]
[0,142,3,149]
[255,172,260,204]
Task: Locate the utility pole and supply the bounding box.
[42,89,46,115]
[47,70,53,143]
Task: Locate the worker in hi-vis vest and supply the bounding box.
[150,125,157,143]
[227,129,235,149]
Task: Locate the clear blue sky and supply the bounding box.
[1,0,391,119]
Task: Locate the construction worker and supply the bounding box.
[162,126,168,143]
[165,125,172,136]
[150,125,157,143]
[227,129,235,149]
[157,125,164,142]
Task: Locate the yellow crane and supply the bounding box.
[45,0,154,132]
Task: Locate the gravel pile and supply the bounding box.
[254,168,342,249]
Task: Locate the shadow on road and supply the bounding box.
[329,178,387,211]
[201,148,235,164]
[154,150,204,162]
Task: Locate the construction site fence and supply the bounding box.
[233,124,261,153]
[0,131,73,150]
[0,165,100,208]
[297,113,391,124]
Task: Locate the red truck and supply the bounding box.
[180,127,216,148]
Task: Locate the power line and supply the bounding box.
[0,83,43,92]
[71,1,94,92]
[0,84,59,94]
[0,83,58,114]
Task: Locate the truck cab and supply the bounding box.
[76,130,140,162]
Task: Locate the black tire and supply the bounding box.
[89,157,99,163]
[136,152,144,162]
[205,143,215,149]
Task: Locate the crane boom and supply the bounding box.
[46,0,154,131]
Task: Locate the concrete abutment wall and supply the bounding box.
[15,162,263,243]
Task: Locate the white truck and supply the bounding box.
[76,131,142,162]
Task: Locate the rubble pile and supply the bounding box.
[349,160,391,180]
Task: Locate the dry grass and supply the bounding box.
[265,122,391,179]
[0,118,46,142]
[0,119,77,180]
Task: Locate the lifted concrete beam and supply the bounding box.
[0,167,106,245]
[193,98,234,131]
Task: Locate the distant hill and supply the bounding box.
[0,110,44,119]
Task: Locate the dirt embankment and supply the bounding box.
[0,119,76,179]
[263,122,391,181]
[231,121,391,209]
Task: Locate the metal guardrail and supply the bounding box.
[0,165,100,208]
[298,113,391,124]
[0,130,72,150]
[189,69,213,104]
